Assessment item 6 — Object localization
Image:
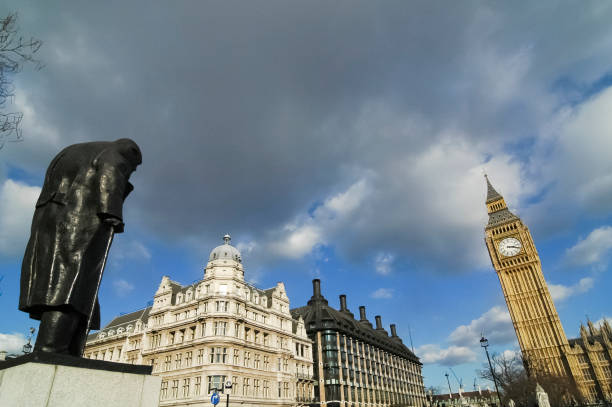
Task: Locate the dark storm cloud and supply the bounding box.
[3,1,612,270]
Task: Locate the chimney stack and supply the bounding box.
[339,295,348,312]
[312,279,321,297]
[375,315,383,330]
[359,306,367,321]
[390,324,398,337]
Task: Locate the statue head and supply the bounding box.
[114,138,142,170]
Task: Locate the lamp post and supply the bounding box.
[22,327,35,354]
[480,336,503,407]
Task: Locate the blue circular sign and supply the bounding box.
[211,392,220,405]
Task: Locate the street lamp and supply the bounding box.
[480,336,503,407]
[23,327,36,354]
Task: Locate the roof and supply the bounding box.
[486,207,519,228]
[291,283,420,363]
[87,307,151,342]
[485,175,503,204]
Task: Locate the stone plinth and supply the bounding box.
[0,352,160,407]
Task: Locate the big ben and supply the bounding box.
[483,175,571,378]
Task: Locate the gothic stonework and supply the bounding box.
[85,235,314,407]
[483,176,612,404]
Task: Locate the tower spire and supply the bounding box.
[484,175,518,228]
[485,174,503,204]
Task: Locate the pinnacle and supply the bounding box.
[485,174,503,204]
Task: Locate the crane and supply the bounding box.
[449,367,463,389]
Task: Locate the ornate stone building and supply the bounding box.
[85,235,315,407]
[291,279,427,407]
[429,388,498,407]
[483,176,612,404]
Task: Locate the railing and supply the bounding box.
[296,372,315,380]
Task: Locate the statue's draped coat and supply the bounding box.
[19,140,138,329]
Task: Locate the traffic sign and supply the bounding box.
[211,392,220,405]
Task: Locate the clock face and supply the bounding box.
[498,237,522,257]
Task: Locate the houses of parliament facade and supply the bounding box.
[484,176,612,404]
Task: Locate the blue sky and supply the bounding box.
[1,1,612,392]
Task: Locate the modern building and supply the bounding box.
[85,235,315,407]
[291,279,427,407]
[483,176,612,404]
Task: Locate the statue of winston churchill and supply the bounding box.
[19,139,142,356]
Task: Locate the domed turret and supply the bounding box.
[209,234,242,263]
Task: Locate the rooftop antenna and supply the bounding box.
[408,324,415,353]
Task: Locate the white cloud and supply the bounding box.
[370,288,394,299]
[594,317,611,328]
[416,343,477,366]
[527,87,612,232]
[449,306,516,347]
[548,277,594,302]
[108,239,152,270]
[0,332,27,354]
[0,179,41,257]
[268,179,369,259]
[501,349,520,361]
[564,226,612,268]
[113,279,135,297]
[374,252,394,275]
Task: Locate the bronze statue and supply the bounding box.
[19,139,142,356]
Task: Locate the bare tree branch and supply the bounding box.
[0,12,43,149]
[478,352,584,407]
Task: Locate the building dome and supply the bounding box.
[209,234,242,263]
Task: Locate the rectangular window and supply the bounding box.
[194,377,201,395]
[214,321,227,336]
[244,351,251,367]
[284,382,289,397]
[182,378,190,398]
[208,375,226,394]
[200,322,206,337]
[254,354,261,369]
[234,323,240,337]
[185,351,192,367]
[263,380,270,397]
[232,376,238,395]
[234,349,240,365]
[243,378,250,396]
[171,380,179,398]
[264,355,269,370]
[160,381,168,399]
[254,379,260,396]
[164,355,171,371]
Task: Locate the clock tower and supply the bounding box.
[483,175,571,377]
